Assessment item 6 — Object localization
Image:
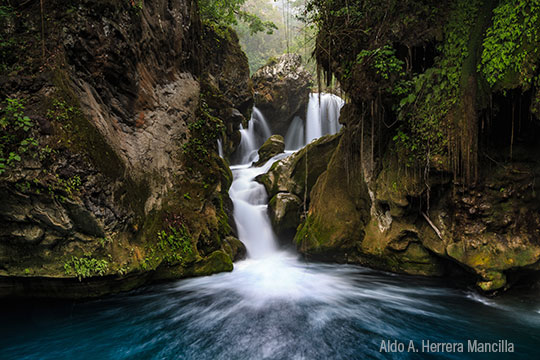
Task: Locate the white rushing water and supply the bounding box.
[234,107,272,164]
[176,92,348,306]
[285,92,345,150]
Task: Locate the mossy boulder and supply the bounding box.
[254,135,285,166]
[257,134,340,201]
[222,236,247,262]
[268,193,303,238]
[256,134,340,239]
[194,251,234,276]
[295,136,371,258]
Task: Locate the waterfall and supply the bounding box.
[231,93,344,258]
[284,116,304,151]
[229,160,280,258]
[217,139,224,158]
[285,92,344,150]
[234,107,272,164]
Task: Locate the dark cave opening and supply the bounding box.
[481,89,540,158]
[395,42,437,75]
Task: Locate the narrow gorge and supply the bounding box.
[1,0,540,358]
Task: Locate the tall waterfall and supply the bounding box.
[231,92,344,257]
[285,93,344,150]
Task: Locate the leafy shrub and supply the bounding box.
[157,225,193,265]
[0,98,37,174]
[479,0,540,88]
[64,256,109,281]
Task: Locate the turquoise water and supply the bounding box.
[1,261,539,359]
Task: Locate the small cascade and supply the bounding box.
[285,93,344,150]
[284,116,305,151]
[217,139,224,158]
[234,107,272,164]
[229,160,280,258]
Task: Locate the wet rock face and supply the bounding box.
[257,134,340,237]
[268,193,302,239]
[201,25,254,157]
[294,121,540,291]
[251,54,312,136]
[254,135,285,167]
[0,0,251,298]
[440,163,540,292]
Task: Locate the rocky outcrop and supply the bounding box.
[257,134,339,237]
[276,0,540,294]
[294,103,540,291]
[254,135,284,166]
[268,193,303,239]
[252,54,312,136]
[295,135,372,263]
[0,0,249,298]
[201,25,254,157]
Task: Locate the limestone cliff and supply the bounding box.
[0,0,250,298]
[279,0,540,293]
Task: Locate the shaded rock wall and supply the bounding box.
[0,0,250,298]
[271,0,540,293]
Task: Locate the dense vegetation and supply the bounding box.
[305,0,540,185]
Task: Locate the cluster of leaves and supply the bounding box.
[64,255,109,281]
[47,99,80,123]
[479,0,540,88]
[157,224,194,265]
[199,0,276,35]
[56,174,82,197]
[393,0,481,164]
[356,45,406,81]
[0,98,38,174]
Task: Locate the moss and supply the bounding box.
[477,271,506,292]
[194,250,233,276]
[295,137,370,255]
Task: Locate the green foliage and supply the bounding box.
[394,0,481,163]
[64,256,109,281]
[0,5,13,19]
[479,0,540,88]
[47,99,80,123]
[182,97,225,165]
[199,0,276,35]
[0,98,37,174]
[157,225,193,265]
[356,45,405,80]
[99,237,113,247]
[56,174,82,197]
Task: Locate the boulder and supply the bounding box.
[295,136,371,260]
[254,135,285,166]
[252,54,312,136]
[256,134,340,239]
[269,193,303,237]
